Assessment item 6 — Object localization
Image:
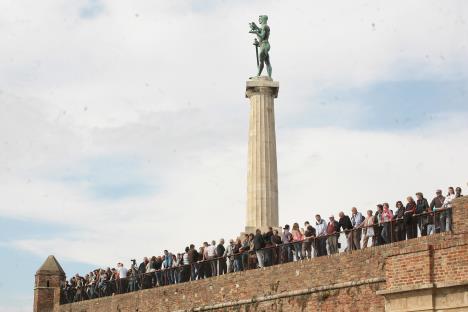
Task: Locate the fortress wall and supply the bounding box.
[55,197,468,312]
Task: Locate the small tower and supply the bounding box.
[33,255,66,312]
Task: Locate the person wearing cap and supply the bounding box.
[430,190,445,233]
[415,192,430,236]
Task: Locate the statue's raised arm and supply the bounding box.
[249,15,272,78]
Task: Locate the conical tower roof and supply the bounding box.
[36,255,65,275]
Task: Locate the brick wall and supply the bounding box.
[53,197,468,312]
[35,274,65,312]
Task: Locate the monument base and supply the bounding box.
[243,225,282,236]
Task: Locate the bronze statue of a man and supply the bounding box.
[249,15,272,78]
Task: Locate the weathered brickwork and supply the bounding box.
[43,197,468,312]
[34,256,65,312]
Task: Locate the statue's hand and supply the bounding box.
[249,22,258,30]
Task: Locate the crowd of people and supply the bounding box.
[61,186,463,304]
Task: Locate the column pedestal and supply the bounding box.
[244,76,279,234]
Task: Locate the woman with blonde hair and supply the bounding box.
[291,222,304,261]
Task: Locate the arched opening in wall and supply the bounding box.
[46,280,49,287]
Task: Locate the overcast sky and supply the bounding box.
[1,0,467,310]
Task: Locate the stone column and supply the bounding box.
[244,76,279,233]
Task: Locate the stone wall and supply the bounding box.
[55,197,468,312]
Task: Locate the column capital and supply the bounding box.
[245,76,279,99]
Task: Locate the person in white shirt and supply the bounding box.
[443,186,456,231]
[117,262,128,278]
[204,241,218,276]
[314,214,327,256]
[350,207,364,250]
[116,262,128,294]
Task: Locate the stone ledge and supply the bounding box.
[434,280,468,289]
[376,283,434,295]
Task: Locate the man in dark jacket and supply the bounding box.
[138,257,149,289]
[253,229,265,268]
[187,244,199,280]
[373,205,384,246]
[271,229,282,264]
[338,212,353,251]
[216,239,226,275]
[263,227,274,266]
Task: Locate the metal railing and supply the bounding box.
[59,207,452,304]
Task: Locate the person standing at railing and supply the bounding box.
[217,239,227,275]
[443,187,456,232]
[271,229,283,264]
[263,227,274,266]
[415,192,430,236]
[291,223,304,260]
[253,229,266,267]
[303,225,315,259]
[281,224,293,262]
[373,205,384,246]
[180,247,190,282]
[314,215,328,257]
[138,257,148,288]
[233,238,243,272]
[350,207,365,250]
[393,201,406,241]
[301,222,310,257]
[198,246,207,278]
[326,215,340,254]
[116,262,127,294]
[128,261,139,292]
[405,196,418,239]
[162,250,174,284]
[362,210,375,248]
[381,203,394,244]
[187,244,199,280]
[338,211,353,251]
[224,239,235,273]
[430,190,445,233]
[146,257,156,287]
